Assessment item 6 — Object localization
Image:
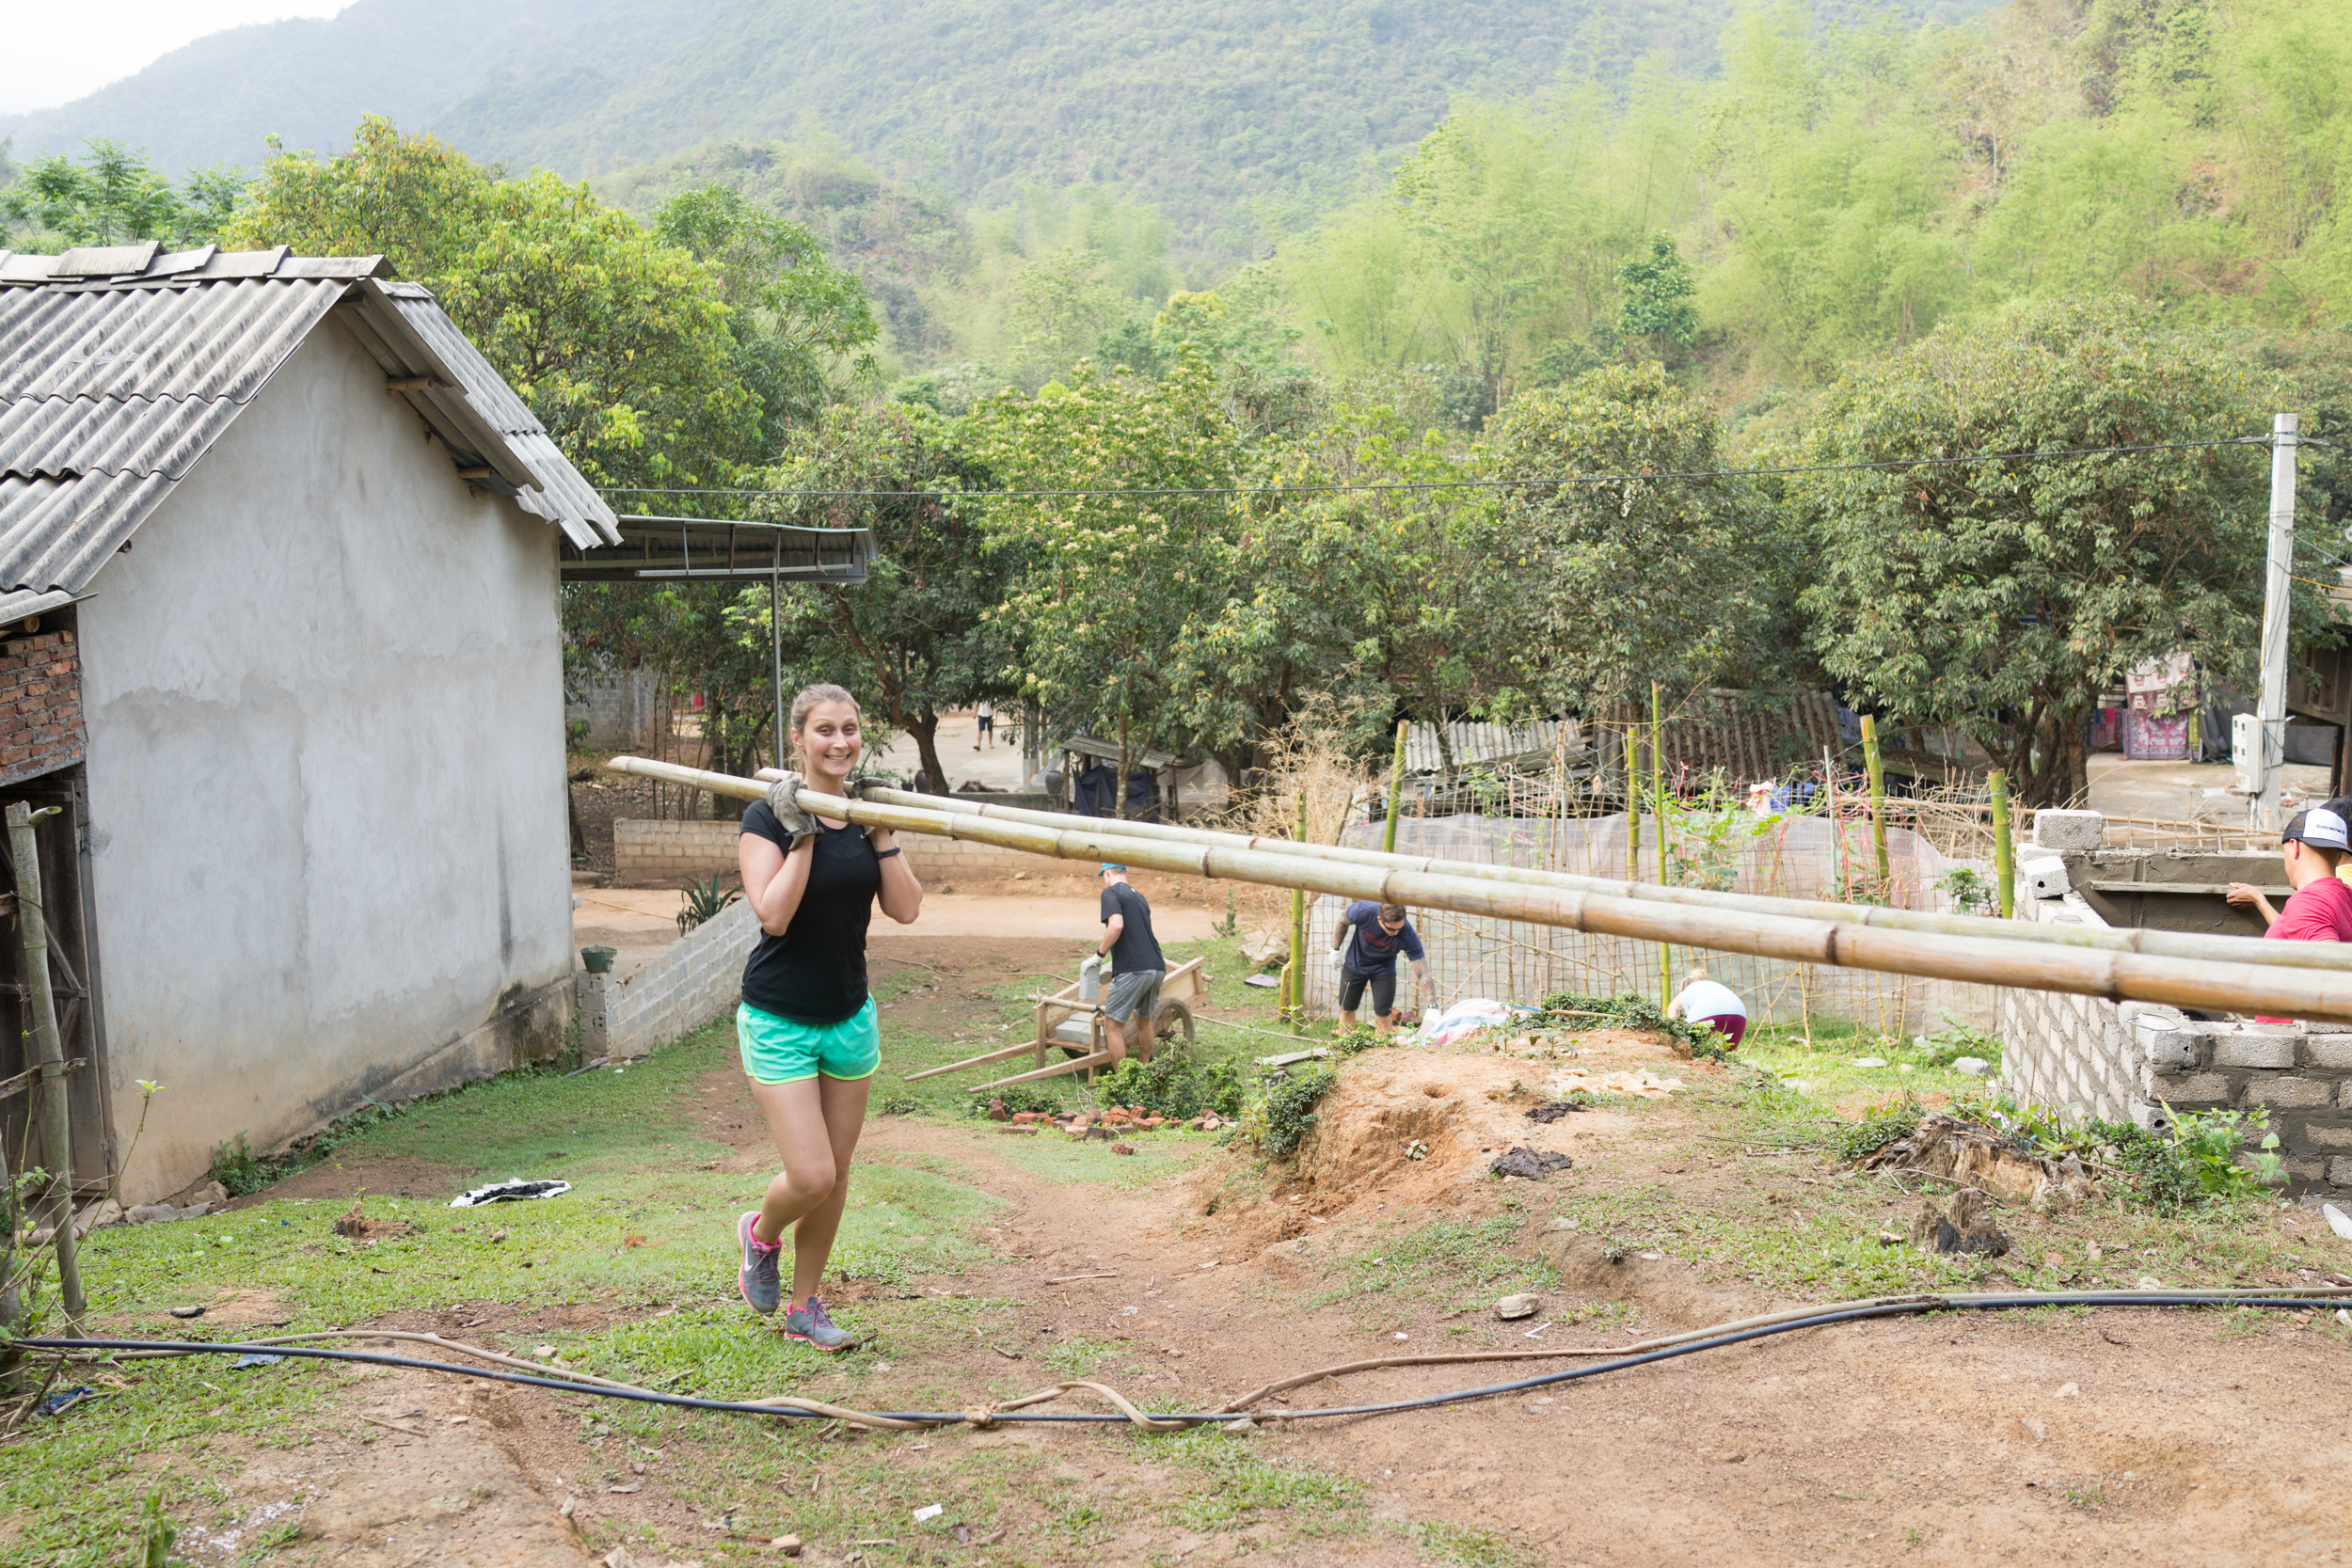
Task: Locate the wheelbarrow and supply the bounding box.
[902,955,1204,1092]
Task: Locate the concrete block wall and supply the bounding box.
[2129,1012,2352,1191]
[574,895,758,1061]
[0,624,85,789]
[612,817,1096,888]
[1999,880,2352,1197]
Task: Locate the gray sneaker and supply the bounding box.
[784,1295,855,1351]
[738,1212,782,1315]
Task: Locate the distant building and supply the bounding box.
[0,242,620,1203]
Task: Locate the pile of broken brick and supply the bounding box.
[984,1101,1231,1150]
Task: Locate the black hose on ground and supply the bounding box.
[22,1290,2348,1430]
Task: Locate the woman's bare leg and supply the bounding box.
[746,1073,869,1304]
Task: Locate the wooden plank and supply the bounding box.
[0,1054,82,1103]
[902,1042,1038,1081]
[968,1051,1113,1091]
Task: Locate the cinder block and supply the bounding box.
[2147,1071,2236,1106]
[2302,1037,2352,1070]
[2214,1035,2299,1069]
[2248,1076,2336,1109]
[2330,1157,2352,1188]
[2032,809,2106,852]
[2280,1156,2328,1181]
[2299,1120,2352,1150]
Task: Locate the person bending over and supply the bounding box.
[1666,965,1749,1049]
[1096,863,1165,1063]
[734,684,923,1348]
[1329,900,1428,1035]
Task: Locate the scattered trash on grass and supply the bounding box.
[1489,1147,1574,1180]
[913,1504,944,1523]
[449,1179,572,1208]
[167,1305,207,1320]
[37,1386,98,1417]
[1243,974,1280,990]
[2324,1203,2352,1242]
[229,1354,284,1370]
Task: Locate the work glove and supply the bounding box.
[765,772,818,851]
[1327,945,1345,970]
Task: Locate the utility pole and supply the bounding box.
[2257,412,2298,834]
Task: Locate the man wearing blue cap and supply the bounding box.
[1095,864,1164,1062]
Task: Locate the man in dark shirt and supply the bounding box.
[1095,863,1165,1062]
[1328,899,1429,1035]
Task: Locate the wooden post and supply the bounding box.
[1861,715,1891,898]
[1990,770,2015,919]
[1290,790,1308,1035]
[8,801,84,1329]
[1383,721,1408,857]
[1653,683,1671,1006]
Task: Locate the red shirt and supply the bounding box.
[2267,876,2352,942]
[2256,877,2352,1020]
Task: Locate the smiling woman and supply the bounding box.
[731,684,923,1348]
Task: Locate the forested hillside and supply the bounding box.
[5,0,1988,255]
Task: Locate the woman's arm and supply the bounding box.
[741,831,814,936]
[872,828,924,925]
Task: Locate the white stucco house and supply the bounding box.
[0,240,623,1204]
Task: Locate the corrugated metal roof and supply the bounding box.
[382,284,617,550]
[0,247,621,597]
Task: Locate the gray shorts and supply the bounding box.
[1104,967,1164,1022]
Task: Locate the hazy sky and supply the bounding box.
[2,2,347,117]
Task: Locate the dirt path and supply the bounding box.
[158,945,2352,1566]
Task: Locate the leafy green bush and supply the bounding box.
[1249,1064,1339,1160]
[205,1132,282,1196]
[1098,1052,1245,1120]
[1935,866,1996,916]
[1832,1093,1926,1161]
[1327,1023,1387,1057]
[1537,990,1726,1060]
[1963,1096,2283,1212]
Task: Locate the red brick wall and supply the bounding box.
[0,626,86,788]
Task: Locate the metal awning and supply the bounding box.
[559,515,877,584]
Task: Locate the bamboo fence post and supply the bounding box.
[1290,790,1308,1035]
[1383,721,1408,857]
[1653,684,1671,1008]
[1626,721,1642,884]
[1861,716,1890,895]
[1991,771,2016,920]
[8,801,84,1330]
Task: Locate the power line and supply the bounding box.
[598,435,2270,503]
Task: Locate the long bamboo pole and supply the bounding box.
[1383,721,1408,857]
[1652,683,1670,1009]
[1861,716,1891,893]
[1991,770,2016,920]
[1289,790,1307,1037]
[782,775,2352,978]
[627,756,2352,1022]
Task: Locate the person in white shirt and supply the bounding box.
[1665,965,1748,1049]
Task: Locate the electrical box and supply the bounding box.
[2233,712,2263,794]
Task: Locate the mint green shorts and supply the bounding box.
[737,998,881,1085]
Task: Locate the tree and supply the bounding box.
[756,402,1017,794]
[1487,361,1788,719]
[1613,233,1698,356]
[966,354,1252,811]
[655,184,881,451]
[2,138,243,248]
[1797,295,2297,806]
[1006,247,1138,384]
[228,118,756,491]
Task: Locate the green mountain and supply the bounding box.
[6,0,1993,256]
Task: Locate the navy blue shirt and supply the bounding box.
[1341,899,1424,976]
